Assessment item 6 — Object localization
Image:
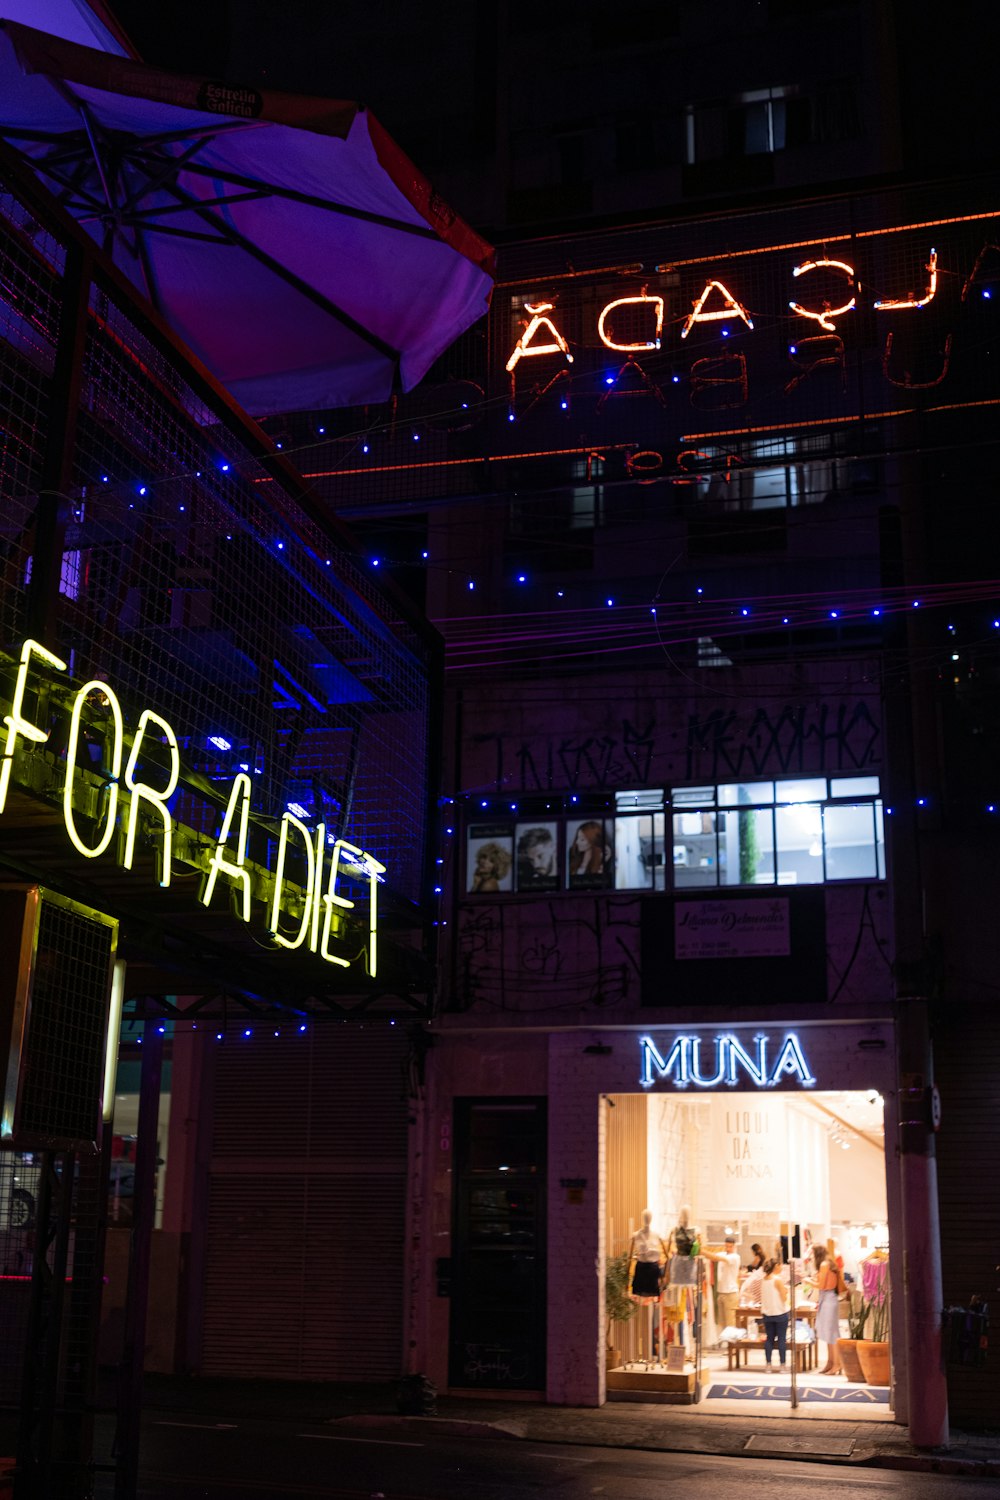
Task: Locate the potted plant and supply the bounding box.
[605,1251,637,1369]
[856,1256,891,1386]
[836,1291,869,1382]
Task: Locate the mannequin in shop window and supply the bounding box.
[666,1205,702,1344]
[628,1210,667,1365]
[628,1209,667,1301]
[668,1204,700,1275]
[813,1245,844,1374]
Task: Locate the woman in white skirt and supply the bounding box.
[813,1246,842,1374]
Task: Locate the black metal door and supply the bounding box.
[448,1098,546,1391]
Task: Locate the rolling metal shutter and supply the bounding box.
[201,1024,410,1380]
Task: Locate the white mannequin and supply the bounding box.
[629,1209,667,1366]
[630,1207,667,1263]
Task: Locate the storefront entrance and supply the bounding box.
[605,1087,892,1419]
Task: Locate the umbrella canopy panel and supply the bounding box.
[0,21,494,413]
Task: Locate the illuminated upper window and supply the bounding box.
[464,778,884,896]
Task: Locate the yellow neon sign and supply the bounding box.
[268,811,316,949]
[319,837,356,968]
[0,642,386,977]
[63,681,123,858]
[0,638,67,814]
[201,771,253,921]
[123,708,180,888]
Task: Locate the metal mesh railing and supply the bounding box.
[300,174,1000,520]
[0,152,434,915]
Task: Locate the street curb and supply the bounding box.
[867,1453,1000,1477]
[326,1414,526,1441]
[326,1414,1000,1474]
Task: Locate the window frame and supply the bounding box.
[463,778,883,896]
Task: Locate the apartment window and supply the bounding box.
[684,82,859,165]
[465,778,883,895]
[672,776,884,888]
[686,87,799,164]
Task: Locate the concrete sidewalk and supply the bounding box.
[141,1374,1000,1477]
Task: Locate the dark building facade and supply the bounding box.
[306,174,1000,1437]
[86,0,1000,1443]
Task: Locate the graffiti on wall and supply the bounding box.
[685,700,881,781]
[457,896,641,1011]
[469,699,880,792]
[473,717,656,792]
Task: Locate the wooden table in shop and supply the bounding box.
[726,1303,818,1372]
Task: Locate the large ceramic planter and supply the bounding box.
[857,1339,891,1386]
[836,1337,867,1382]
[606,1347,623,1370]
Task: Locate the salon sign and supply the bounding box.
[639,1031,815,1090]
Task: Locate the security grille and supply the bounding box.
[14,894,116,1149]
[0,888,116,1152]
[202,1023,411,1380]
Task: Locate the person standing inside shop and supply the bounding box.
[813,1246,843,1375]
[761,1258,790,1370]
[708,1234,741,1333]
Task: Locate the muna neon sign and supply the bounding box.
[0,640,385,975]
[638,1032,816,1089]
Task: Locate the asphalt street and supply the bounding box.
[91,1418,1000,1499]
